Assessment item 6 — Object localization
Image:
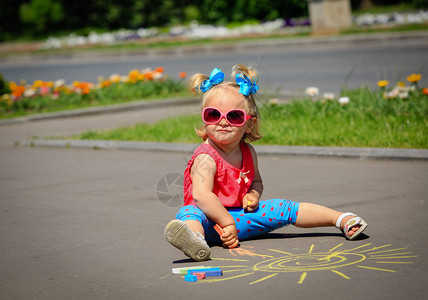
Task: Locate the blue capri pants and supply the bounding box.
[176,199,299,244]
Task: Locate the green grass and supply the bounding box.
[341,23,428,35]
[352,3,418,15]
[74,87,428,149]
[79,113,202,144]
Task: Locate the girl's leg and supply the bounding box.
[226,199,300,242]
[185,219,205,236]
[295,202,360,236]
[165,205,211,261]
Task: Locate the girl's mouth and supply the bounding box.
[217,129,230,133]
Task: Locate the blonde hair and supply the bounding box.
[189,64,262,142]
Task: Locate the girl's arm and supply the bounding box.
[243,144,263,212]
[191,154,238,247]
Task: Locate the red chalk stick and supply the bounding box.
[193,272,206,280]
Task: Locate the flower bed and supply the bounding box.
[1,68,188,118]
[302,73,427,103]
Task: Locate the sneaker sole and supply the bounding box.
[165,220,210,262]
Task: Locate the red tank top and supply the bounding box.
[183,142,254,208]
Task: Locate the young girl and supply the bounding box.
[165,64,368,262]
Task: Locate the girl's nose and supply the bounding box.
[218,116,229,126]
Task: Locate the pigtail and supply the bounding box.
[188,73,209,96]
[232,64,259,85]
[232,64,262,142]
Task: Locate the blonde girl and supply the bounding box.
[165,64,367,261]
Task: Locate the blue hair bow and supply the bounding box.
[235,74,259,96]
[200,68,225,93]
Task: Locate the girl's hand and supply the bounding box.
[220,224,239,248]
[243,193,259,212]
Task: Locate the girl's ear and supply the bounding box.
[245,118,256,134]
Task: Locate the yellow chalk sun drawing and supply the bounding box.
[200,243,417,285]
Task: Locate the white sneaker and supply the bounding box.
[165,220,211,261]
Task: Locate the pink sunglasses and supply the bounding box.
[202,107,252,127]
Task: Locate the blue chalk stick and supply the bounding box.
[187,267,220,275]
[205,270,223,276]
[184,274,198,282]
[189,269,223,277]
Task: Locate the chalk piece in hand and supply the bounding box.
[214,224,224,236]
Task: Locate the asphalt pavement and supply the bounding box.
[2,31,428,94]
[0,98,427,299]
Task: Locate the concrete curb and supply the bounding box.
[20,139,428,161]
[0,97,200,126]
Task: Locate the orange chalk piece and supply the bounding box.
[214,224,224,236]
[214,224,238,249]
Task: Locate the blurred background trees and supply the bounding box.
[1,0,427,41]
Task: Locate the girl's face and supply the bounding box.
[203,88,254,146]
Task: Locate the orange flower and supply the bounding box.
[73,81,93,94]
[407,73,422,83]
[81,82,93,94]
[145,71,154,80]
[12,85,26,98]
[42,81,54,88]
[155,67,164,73]
[100,80,111,88]
[377,80,389,88]
[423,88,428,95]
[128,69,140,82]
[179,71,187,79]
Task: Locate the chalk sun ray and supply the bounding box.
[223,268,253,274]
[297,272,307,284]
[359,244,392,253]
[357,265,396,272]
[249,273,278,285]
[331,269,350,280]
[329,243,344,252]
[367,247,409,255]
[199,272,255,284]
[367,255,418,260]
[268,249,293,255]
[343,243,371,253]
[375,261,414,264]
[368,252,414,257]
[211,257,250,262]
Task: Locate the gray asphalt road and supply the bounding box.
[0,104,427,299]
[1,33,427,94]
